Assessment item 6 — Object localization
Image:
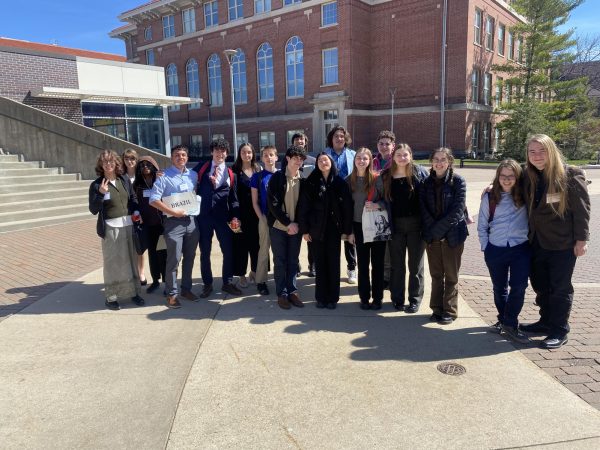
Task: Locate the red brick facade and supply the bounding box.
[113,0,522,156]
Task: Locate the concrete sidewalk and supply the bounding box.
[1,266,600,449]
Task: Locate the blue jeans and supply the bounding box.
[269,227,302,297]
[484,241,530,327]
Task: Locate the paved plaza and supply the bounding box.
[1,167,599,448]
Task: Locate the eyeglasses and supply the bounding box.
[102,160,116,166]
[432,158,448,163]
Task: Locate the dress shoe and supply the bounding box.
[105,300,120,310]
[393,302,405,311]
[278,295,291,310]
[502,325,530,344]
[166,295,181,309]
[316,301,326,309]
[438,313,455,325]
[131,295,145,306]
[540,335,568,349]
[519,321,550,334]
[146,281,160,294]
[199,284,213,298]
[222,283,242,296]
[359,302,370,310]
[326,302,337,310]
[429,313,442,322]
[288,292,304,308]
[370,301,382,310]
[257,283,270,296]
[181,290,199,302]
[405,304,419,314]
[489,321,502,334]
[140,278,148,286]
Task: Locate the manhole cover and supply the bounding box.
[437,362,466,376]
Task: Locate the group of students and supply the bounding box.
[89,129,590,350]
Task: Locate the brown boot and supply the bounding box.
[166,295,181,309]
[277,295,291,310]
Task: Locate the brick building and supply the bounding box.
[0,37,195,154]
[111,0,523,157]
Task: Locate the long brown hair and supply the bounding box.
[491,158,523,207]
[349,147,376,193]
[526,134,567,217]
[383,143,415,202]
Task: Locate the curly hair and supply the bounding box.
[95,150,123,177]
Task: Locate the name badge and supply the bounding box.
[103,192,111,201]
[179,183,189,192]
[546,193,560,204]
[143,189,152,198]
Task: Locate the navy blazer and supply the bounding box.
[194,164,240,221]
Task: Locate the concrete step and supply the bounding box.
[0,180,89,194]
[0,187,88,202]
[0,154,19,162]
[0,167,60,176]
[0,212,92,233]
[0,194,88,213]
[0,203,89,223]
[0,161,43,169]
[0,174,79,186]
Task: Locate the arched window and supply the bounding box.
[285,36,304,98]
[257,43,274,101]
[207,54,223,107]
[166,63,180,111]
[232,49,247,104]
[144,26,152,41]
[186,59,201,109]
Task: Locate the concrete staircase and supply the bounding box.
[0,152,90,233]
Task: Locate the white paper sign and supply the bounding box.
[163,191,200,217]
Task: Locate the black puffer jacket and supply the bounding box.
[297,168,353,241]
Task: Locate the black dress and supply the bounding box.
[233,168,260,276]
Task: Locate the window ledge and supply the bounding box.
[320,83,339,87]
[320,23,338,30]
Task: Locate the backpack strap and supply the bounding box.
[488,192,497,222]
[194,161,211,180]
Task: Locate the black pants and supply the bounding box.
[353,222,385,304]
[313,221,342,305]
[530,237,576,338]
[233,215,259,276]
[344,240,357,270]
[147,224,167,283]
[389,216,425,307]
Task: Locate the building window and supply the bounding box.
[260,131,275,147]
[321,2,338,27]
[485,17,494,51]
[229,0,243,22]
[236,133,249,149]
[163,15,175,39]
[255,0,271,14]
[182,8,196,34]
[507,31,514,60]
[208,54,223,107]
[498,24,505,56]
[494,128,500,151]
[144,26,152,41]
[172,136,182,147]
[257,42,274,101]
[212,133,225,141]
[323,109,339,137]
[204,1,218,28]
[483,73,492,106]
[286,36,304,98]
[146,49,155,65]
[516,37,523,63]
[186,59,201,109]
[322,48,338,85]
[232,49,248,104]
[482,122,490,153]
[495,76,503,106]
[474,9,482,45]
[190,135,203,155]
[471,122,480,152]
[166,63,180,112]
[284,0,302,5]
[471,68,480,103]
[505,82,512,104]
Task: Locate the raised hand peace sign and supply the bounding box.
[99,178,110,194]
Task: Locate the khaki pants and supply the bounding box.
[426,240,464,318]
[255,215,271,283]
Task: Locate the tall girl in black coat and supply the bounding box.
[298,153,353,309]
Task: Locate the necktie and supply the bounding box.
[210,165,221,188]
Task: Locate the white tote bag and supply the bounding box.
[361,183,391,243]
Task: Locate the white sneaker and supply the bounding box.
[347,269,357,284]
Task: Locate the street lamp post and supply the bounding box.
[389,87,397,134]
[223,49,238,160]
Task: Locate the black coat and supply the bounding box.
[266,170,303,228]
[297,170,353,241]
[89,175,138,238]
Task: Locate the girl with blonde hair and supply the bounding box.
[519,134,590,349]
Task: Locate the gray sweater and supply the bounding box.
[346,175,384,223]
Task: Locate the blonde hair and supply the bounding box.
[526,134,567,217]
[349,147,376,194]
[491,159,523,207]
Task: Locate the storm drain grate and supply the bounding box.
[437,362,466,376]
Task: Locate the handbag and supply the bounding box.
[132,222,149,255]
[362,181,392,243]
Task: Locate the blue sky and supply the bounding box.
[2,0,599,56]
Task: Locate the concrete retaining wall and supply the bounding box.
[0,96,171,180]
